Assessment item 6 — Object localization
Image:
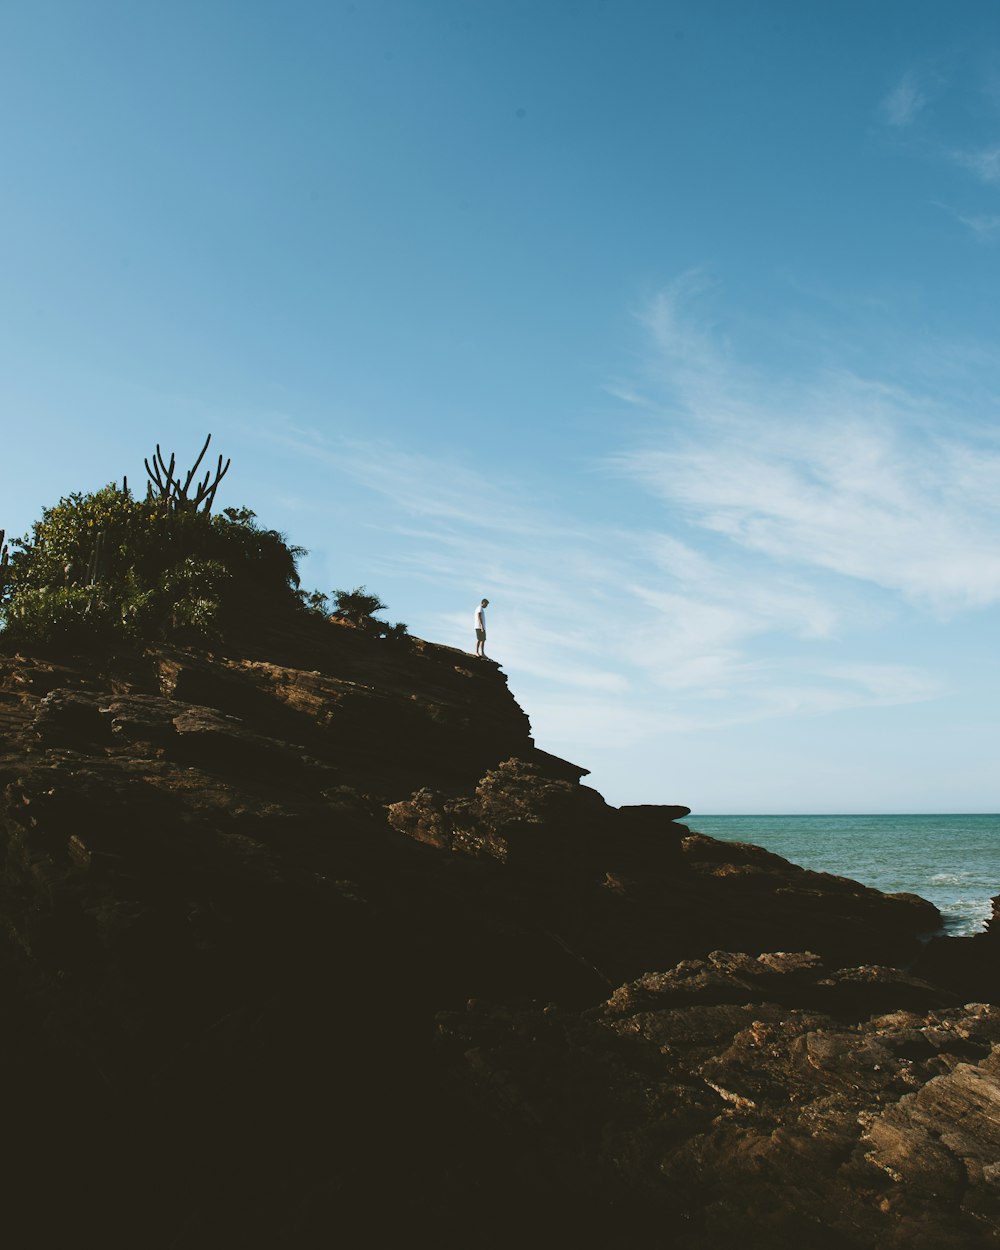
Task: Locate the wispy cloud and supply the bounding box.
[528,658,944,753]
[952,145,1000,184]
[955,211,1000,239]
[933,200,1000,241]
[262,324,953,755]
[612,277,1000,615]
[877,68,1000,245]
[881,73,926,127]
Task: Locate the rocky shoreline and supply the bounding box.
[1,614,997,1246]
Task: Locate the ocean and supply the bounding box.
[687,813,1000,937]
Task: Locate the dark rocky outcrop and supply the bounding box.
[914,893,1000,1007]
[437,954,1000,1248]
[0,615,994,1247]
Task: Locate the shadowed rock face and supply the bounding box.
[0,615,993,1247]
[438,955,1000,1249]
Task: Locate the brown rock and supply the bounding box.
[0,618,984,1249]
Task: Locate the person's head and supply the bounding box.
[481,598,489,607]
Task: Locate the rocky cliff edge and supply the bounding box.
[0,614,996,1247]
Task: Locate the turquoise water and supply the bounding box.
[687,814,1000,937]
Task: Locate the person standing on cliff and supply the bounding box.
[474,598,489,658]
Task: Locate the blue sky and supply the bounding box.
[3,1,1000,812]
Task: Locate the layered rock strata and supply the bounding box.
[0,617,993,1247]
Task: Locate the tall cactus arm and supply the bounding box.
[156,446,178,496]
[143,436,230,513]
[145,444,179,500]
[194,453,231,512]
[180,432,213,500]
[0,529,10,595]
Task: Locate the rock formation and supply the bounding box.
[0,613,995,1247]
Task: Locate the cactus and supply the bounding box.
[144,433,231,514]
[83,529,106,615]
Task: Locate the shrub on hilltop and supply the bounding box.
[1,437,411,653]
[0,438,305,649]
[329,585,409,642]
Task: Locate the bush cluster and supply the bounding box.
[0,485,303,648]
[328,585,408,641]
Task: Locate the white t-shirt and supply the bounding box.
[475,603,487,630]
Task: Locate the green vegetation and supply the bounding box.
[331,586,409,641]
[332,585,387,625]
[0,439,408,651]
[0,485,301,648]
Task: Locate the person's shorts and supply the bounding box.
[475,629,486,641]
